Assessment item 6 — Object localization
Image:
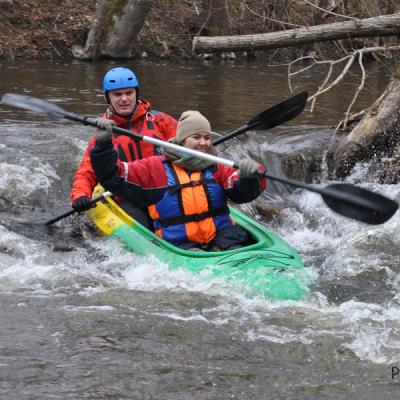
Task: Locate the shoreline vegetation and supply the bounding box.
[1,0,399,62]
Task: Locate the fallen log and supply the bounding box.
[193,13,400,53]
[327,76,400,178]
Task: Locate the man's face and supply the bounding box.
[108,88,137,116]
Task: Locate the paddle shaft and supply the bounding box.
[62,114,238,167]
[45,191,112,225]
[255,171,385,212]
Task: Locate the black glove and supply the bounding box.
[72,196,93,212]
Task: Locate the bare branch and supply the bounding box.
[287,45,400,120]
[310,63,333,112]
[342,50,366,129]
[308,53,356,102]
[322,0,345,19]
[297,0,358,20]
[287,56,316,92]
[241,2,304,28]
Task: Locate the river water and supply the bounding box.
[1,59,400,399]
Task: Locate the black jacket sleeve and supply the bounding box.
[224,178,263,204]
[90,140,147,205]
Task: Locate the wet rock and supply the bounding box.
[199,53,213,60]
[319,268,392,305]
[253,199,283,224]
[221,52,236,60]
[377,144,400,184]
[326,140,365,178]
[52,243,76,252]
[243,50,256,60]
[280,151,324,183]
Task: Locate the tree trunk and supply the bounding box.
[201,0,230,36]
[327,76,400,178]
[72,0,152,60]
[193,13,400,53]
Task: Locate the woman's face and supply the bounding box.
[182,132,211,153]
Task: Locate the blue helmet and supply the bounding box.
[102,67,139,93]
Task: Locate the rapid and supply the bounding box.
[1,60,400,399]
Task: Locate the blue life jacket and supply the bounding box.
[148,161,233,246]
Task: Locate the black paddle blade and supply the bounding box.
[321,183,398,225]
[248,91,308,130]
[1,93,98,128]
[1,93,69,118]
[212,91,308,146]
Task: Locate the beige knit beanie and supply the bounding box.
[176,110,211,144]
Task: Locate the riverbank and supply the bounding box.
[0,0,398,62]
[0,0,95,60]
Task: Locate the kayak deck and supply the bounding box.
[86,187,311,300]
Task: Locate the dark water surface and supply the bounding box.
[1,60,400,399]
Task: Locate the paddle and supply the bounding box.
[44,191,112,225]
[211,91,308,145]
[1,93,398,225]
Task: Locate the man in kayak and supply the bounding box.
[70,67,177,225]
[90,111,266,251]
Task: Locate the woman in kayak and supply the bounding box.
[90,110,266,251]
[70,67,177,226]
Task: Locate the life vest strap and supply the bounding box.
[156,206,229,228]
[168,178,215,194]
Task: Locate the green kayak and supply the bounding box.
[86,187,311,300]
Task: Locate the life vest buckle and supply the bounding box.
[200,242,211,250]
[191,214,202,222]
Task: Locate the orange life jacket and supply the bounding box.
[148,162,233,246]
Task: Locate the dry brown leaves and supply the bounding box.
[0,0,95,60]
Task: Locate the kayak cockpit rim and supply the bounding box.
[90,186,277,256]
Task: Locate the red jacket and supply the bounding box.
[70,98,177,203]
[90,140,267,209]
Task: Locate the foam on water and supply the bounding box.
[257,125,331,155]
[63,305,116,312]
[0,226,119,294]
[93,238,261,298]
[0,162,58,194]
